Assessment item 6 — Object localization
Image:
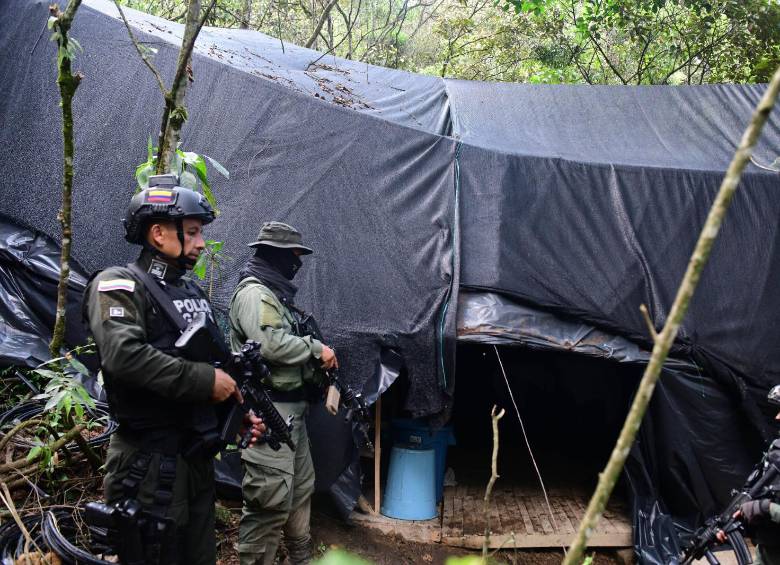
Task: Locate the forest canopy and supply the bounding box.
[121,0,780,84]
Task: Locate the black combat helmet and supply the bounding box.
[123,174,216,244]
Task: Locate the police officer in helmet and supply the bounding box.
[84,175,262,564]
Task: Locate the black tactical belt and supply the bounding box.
[267,388,307,403]
[117,427,184,456]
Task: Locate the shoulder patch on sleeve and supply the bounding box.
[97,279,136,293]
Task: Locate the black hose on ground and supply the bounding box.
[41,510,114,565]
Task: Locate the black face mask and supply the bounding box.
[259,247,302,280]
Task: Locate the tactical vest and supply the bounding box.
[98,263,219,455]
[229,277,318,391]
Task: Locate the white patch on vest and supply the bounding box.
[109,306,125,318]
[173,297,214,323]
[149,260,168,279]
[97,279,135,293]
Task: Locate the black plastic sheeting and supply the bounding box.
[458,290,772,562]
[0,216,90,366]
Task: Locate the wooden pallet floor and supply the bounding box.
[353,483,632,550]
[440,483,632,549]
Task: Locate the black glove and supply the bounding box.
[739,499,771,524]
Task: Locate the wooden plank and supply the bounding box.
[515,494,536,536]
[373,396,381,514]
[452,484,464,537]
[536,497,556,535]
[550,496,576,534]
[442,486,455,537]
[462,485,481,536]
[496,489,524,537]
[442,531,632,549]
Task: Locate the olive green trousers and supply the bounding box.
[104,433,216,565]
[239,401,315,565]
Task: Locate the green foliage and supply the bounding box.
[135,138,229,213]
[48,15,83,66]
[32,347,97,428]
[445,557,485,565]
[192,239,230,287]
[120,0,777,85]
[313,549,373,565]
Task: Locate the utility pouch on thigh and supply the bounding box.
[87,450,179,565]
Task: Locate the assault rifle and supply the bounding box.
[682,438,780,565]
[176,312,295,451]
[292,308,373,449]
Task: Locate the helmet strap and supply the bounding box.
[174,218,192,270]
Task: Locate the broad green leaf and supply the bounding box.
[62,394,72,417]
[205,155,230,179]
[69,37,83,53]
[192,155,210,189]
[45,390,67,412]
[171,150,184,179]
[180,151,201,165]
[27,446,42,461]
[180,170,198,190]
[136,162,154,189]
[147,135,154,161]
[192,253,207,280]
[68,357,89,375]
[33,369,59,380]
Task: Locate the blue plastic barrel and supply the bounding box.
[380,446,437,520]
[391,418,455,502]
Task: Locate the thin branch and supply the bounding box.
[639,304,658,342]
[113,0,168,95]
[305,0,340,48]
[482,405,505,561]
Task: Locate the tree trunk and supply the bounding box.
[241,0,251,28]
[49,0,83,358]
[157,0,201,173]
[563,64,780,564]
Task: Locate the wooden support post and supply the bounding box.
[374,395,382,515]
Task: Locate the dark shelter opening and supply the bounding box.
[442,344,638,547]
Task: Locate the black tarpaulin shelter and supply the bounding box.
[2,0,780,558]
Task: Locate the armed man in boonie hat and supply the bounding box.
[229,221,337,565]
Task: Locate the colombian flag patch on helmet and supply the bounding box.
[146,189,175,204]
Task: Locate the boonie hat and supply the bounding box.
[248,221,313,255]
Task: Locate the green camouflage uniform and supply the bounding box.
[84,251,218,565]
[229,276,323,565]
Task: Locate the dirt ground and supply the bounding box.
[216,502,635,565]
